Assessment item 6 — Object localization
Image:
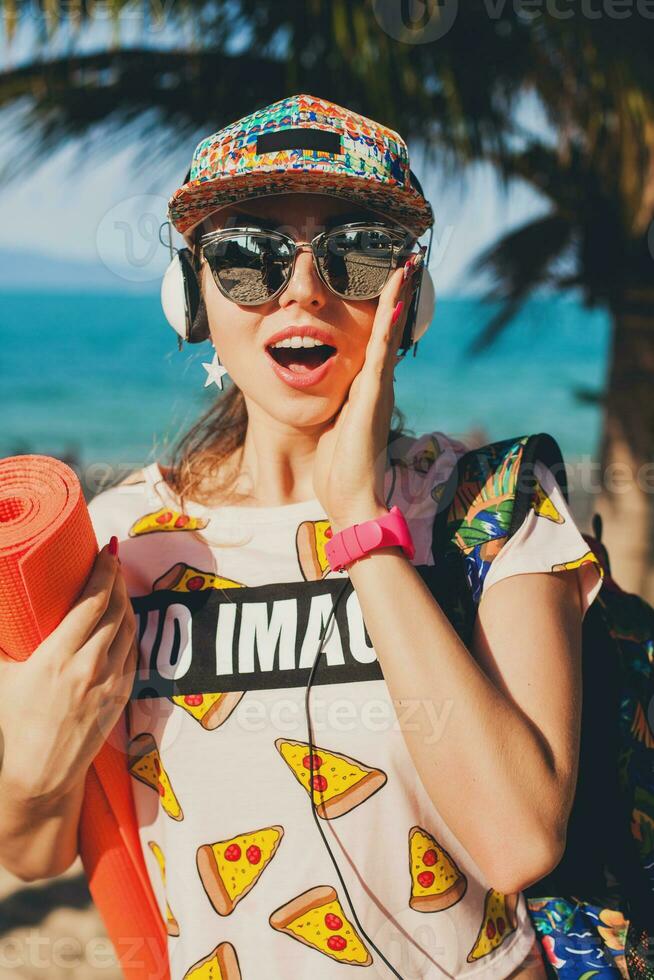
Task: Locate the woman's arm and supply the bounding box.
[333,513,584,895]
[0,773,86,881]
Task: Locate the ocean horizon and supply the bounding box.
[2,289,610,475]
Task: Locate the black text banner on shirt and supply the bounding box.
[128,562,460,699]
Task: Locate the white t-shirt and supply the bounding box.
[88,430,603,980]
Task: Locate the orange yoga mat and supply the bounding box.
[0,454,168,980]
[0,454,98,661]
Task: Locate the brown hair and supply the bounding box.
[162,224,415,513]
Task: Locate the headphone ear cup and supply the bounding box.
[398,265,436,352]
[189,294,211,344]
[161,248,208,343]
[161,252,189,340]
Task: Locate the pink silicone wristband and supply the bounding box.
[325,505,415,572]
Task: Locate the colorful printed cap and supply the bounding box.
[167,93,434,240]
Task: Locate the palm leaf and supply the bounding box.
[466,212,574,354]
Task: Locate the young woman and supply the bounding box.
[0,94,603,980]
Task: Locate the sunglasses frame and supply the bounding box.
[196,220,419,305]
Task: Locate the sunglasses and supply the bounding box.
[197,221,418,305]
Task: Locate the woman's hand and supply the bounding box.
[313,250,425,531]
[0,542,138,807]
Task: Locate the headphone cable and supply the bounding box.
[304,575,404,979]
[303,456,404,979]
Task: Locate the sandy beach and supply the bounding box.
[0,860,120,979]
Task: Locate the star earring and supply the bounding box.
[201,349,229,390]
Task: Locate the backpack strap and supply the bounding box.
[431,431,568,601]
[430,433,654,973]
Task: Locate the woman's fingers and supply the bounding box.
[74,569,132,679]
[49,544,120,659]
[361,251,424,388]
[369,266,405,367]
[93,618,140,748]
[98,606,138,692]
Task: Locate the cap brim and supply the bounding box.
[168,168,434,241]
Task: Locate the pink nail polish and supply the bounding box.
[391,300,404,325]
[109,535,119,557]
[403,259,412,282]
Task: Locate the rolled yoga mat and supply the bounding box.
[0,454,98,660]
[0,453,168,979]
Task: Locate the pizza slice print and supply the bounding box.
[551,549,604,579]
[153,564,247,728]
[196,825,284,915]
[170,692,244,730]
[153,562,245,593]
[530,479,564,524]
[182,941,241,979]
[408,826,468,912]
[411,434,442,474]
[466,888,519,962]
[269,885,372,967]
[296,519,333,580]
[127,732,183,820]
[128,508,209,537]
[147,840,179,936]
[431,479,449,506]
[275,738,387,818]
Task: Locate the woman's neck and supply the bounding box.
[232,410,324,506]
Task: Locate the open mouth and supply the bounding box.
[266,344,338,375]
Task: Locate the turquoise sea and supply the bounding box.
[1,290,610,471]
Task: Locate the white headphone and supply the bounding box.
[160,224,436,355]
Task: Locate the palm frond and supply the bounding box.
[466,212,574,355]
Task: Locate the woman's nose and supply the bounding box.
[279,246,327,307]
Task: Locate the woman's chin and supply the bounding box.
[245,387,346,430]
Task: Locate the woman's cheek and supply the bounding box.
[220,342,255,387]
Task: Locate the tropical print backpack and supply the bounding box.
[428,432,654,980]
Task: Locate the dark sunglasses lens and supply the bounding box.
[203,233,293,304]
[316,228,398,298]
